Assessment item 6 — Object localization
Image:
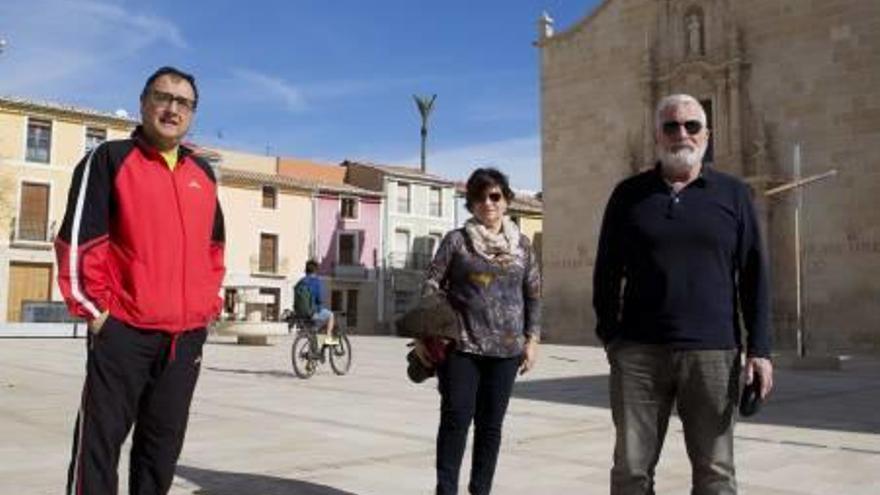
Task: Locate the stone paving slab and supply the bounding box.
[1,335,879,494]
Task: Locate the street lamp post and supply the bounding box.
[413,94,436,173]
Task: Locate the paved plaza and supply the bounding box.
[1,334,879,494]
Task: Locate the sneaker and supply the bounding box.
[324,337,340,346]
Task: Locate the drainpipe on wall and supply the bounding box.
[377,180,387,330]
[310,188,318,260]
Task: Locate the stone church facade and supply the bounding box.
[538,0,879,352]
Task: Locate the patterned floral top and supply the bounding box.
[424,227,541,358]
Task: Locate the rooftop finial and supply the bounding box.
[538,11,554,40]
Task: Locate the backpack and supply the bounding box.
[293,279,316,318]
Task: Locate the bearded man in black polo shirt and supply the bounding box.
[593,94,774,495]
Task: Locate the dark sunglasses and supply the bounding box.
[476,192,503,204]
[662,120,703,136]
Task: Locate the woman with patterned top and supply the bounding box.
[424,167,542,495]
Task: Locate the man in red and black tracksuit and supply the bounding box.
[55,66,225,495]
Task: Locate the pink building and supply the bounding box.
[313,191,382,276]
[278,158,384,334]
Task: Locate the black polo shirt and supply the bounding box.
[593,164,771,357]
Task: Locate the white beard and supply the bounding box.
[658,144,706,178]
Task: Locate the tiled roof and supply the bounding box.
[278,157,383,196]
[509,192,543,214]
[220,166,382,197]
[218,167,313,192]
[0,95,138,126]
[343,160,455,185]
[278,158,344,184]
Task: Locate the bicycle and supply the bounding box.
[282,309,352,379]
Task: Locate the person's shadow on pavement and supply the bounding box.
[176,465,359,495]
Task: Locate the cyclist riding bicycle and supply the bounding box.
[293,260,338,345]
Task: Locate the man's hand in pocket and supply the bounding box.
[89,310,110,334]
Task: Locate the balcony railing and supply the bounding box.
[10,217,55,247]
[387,251,433,271]
[333,262,369,279]
[248,255,289,277]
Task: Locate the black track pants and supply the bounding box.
[66,316,206,495]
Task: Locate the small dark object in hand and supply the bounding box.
[406,338,451,384]
[739,373,763,417]
[407,349,435,383]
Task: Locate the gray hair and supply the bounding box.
[654,94,707,131]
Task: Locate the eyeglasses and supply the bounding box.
[662,120,703,136]
[477,192,503,204]
[148,90,196,112]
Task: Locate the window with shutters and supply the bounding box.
[429,187,442,217]
[85,127,107,154]
[340,197,358,219]
[393,229,410,268]
[700,98,714,165]
[329,289,359,329]
[26,118,52,163]
[397,182,411,213]
[259,233,278,273]
[18,182,50,241]
[262,185,277,209]
[331,290,344,312]
[337,232,358,266]
[346,289,359,328]
[259,287,281,321]
[223,288,238,316]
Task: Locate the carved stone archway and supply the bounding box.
[643,0,750,177]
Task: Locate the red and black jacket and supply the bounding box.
[55,128,225,333]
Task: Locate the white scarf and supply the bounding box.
[464,216,524,267]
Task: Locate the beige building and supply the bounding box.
[0,97,136,323]
[539,0,880,352]
[194,148,315,323]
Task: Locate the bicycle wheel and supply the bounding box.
[329,335,352,375]
[291,334,317,379]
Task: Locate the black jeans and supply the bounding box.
[436,350,520,495]
[66,316,206,495]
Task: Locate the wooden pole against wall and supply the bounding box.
[764,144,837,358]
[794,144,804,357]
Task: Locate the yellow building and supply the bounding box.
[508,192,544,267]
[0,97,136,323]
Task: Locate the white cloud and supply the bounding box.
[225,69,439,114]
[387,135,542,190]
[0,0,186,94]
[230,68,308,112]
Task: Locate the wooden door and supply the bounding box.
[6,262,53,322]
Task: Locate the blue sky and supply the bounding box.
[0,0,601,190]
